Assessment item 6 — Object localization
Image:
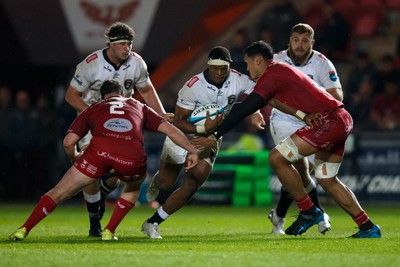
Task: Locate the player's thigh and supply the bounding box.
[184,159,213,188]
[290,134,319,157]
[49,166,95,203]
[270,120,303,145]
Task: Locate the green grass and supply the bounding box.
[0,204,399,267]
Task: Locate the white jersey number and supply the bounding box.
[109,101,125,115]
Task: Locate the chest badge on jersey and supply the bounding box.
[329,71,338,82]
[124,79,133,89]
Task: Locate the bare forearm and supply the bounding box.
[65,86,88,112]
[158,122,196,154]
[138,85,166,115]
[326,87,343,102]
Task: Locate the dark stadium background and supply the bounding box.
[0,0,399,205]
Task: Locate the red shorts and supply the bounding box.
[74,147,147,183]
[295,107,353,156]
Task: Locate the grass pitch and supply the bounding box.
[0,204,399,267]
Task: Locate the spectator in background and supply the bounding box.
[346,78,375,131]
[229,28,249,74]
[256,0,300,51]
[314,1,351,60]
[346,51,377,100]
[36,93,61,194]
[370,80,400,131]
[259,26,274,46]
[0,86,13,199]
[8,90,41,200]
[375,54,400,94]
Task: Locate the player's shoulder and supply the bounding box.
[127,51,146,64]
[185,73,202,88]
[228,69,253,83]
[273,50,287,60]
[312,50,332,63]
[83,49,104,65]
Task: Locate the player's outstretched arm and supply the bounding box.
[137,84,174,122]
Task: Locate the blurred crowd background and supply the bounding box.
[0,0,400,202]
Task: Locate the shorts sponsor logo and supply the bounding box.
[104,118,133,132]
[97,151,134,166]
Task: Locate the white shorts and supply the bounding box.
[160,136,221,166]
[269,116,315,165]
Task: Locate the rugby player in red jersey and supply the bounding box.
[9,80,197,241]
[195,41,381,238]
[65,22,173,237]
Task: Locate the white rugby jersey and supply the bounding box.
[271,49,342,123]
[176,69,255,117]
[70,48,151,106]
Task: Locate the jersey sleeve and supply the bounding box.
[240,74,256,95]
[132,54,151,89]
[70,58,95,93]
[316,58,341,90]
[67,107,91,138]
[175,78,199,110]
[142,105,166,131]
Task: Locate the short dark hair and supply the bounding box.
[291,23,314,39]
[104,22,135,44]
[100,80,123,99]
[244,41,274,60]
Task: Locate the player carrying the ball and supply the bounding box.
[141,46,255,238]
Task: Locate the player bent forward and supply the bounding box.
[9,80,198,241]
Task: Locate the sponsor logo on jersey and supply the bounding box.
[187,76,199,88]
[104,118,133,132]
[124,79,133,89]
[86,53,98,64]
[329,71,338,81]
[123,64,131,71]
[104,66,112,72]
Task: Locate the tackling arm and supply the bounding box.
[63,132,81,162]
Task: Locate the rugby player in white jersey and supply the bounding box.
[252,23,342,234]
[141,46,255,238]
[65,22,173,237]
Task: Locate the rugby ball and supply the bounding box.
[188,104,224,125]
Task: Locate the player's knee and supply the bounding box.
[274,137,304,163]
[314,159,341,179]
[156,175,175,191]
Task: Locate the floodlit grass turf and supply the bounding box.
[0,204,399,267]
